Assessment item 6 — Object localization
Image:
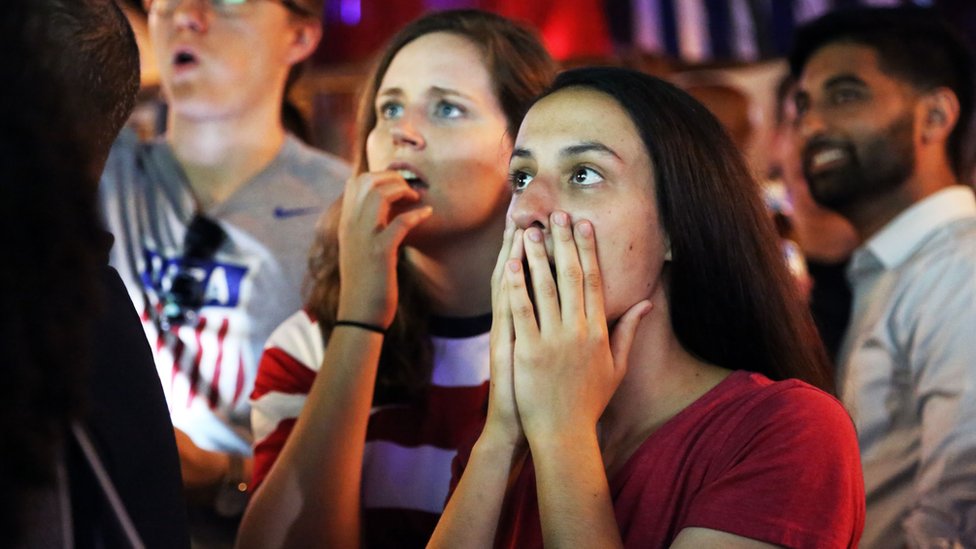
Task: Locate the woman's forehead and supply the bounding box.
[516,89,643,155]
[381,33,491,92]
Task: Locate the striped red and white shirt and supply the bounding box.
[250,310,491,547]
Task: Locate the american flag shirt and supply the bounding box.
[99,130,349,454]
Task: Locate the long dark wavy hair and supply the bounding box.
[0,0,119,541]
[538,67,833,391]
[305,10,556,405]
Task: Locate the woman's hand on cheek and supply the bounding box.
[335,171,433,328]
[483,221,527,450]
[507,213,652,444]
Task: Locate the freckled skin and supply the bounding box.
[365,32,513,249]
[509,88,667,321]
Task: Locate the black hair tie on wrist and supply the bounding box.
[334,320,387,335]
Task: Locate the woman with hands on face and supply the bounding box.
[238,11,556,549]
[429,67,865,549]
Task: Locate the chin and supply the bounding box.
[401,221,443,250]
[807,173,859,211]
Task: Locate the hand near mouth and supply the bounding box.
[504,212,652,443]
[481,220,527,451]
[335,170,433,329]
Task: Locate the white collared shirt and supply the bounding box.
[839,185,976,548]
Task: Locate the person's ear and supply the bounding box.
[286,20,322,65]
[919,87,960,145]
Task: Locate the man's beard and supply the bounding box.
[802,113,916,212]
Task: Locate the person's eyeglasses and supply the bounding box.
[145,0,314,18]
[160,215,227,330]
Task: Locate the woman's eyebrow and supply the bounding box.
[376,87,403,99]
[429,85,474,101]
[511,141,622,162]
[377,86,475,101]
[562,141,621,160]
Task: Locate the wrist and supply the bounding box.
[475,426,527,461]
[334,312,388,328]
[336,300,393,330]
[214,453,249,517]
[526,423,599,458]
[334,319,387,335]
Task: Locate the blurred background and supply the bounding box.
[117,0,976,182]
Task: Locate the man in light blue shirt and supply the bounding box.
[790,7,976,548]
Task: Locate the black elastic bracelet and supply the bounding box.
[334,319,387,335]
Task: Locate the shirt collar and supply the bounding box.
[864,185,976,270]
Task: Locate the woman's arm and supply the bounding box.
[428,223,530,548]
[529,429,622,548]
[237,172,431,549]
[427,431,525,548]
[507,213,650,548]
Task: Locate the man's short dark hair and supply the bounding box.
[44,0,141,157]
[789,7,976,179]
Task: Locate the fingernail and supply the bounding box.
[508,259,522,272]
[577,221,593,237]
[552,211,569,227]
[527,228,543,242]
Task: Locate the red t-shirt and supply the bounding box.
[452,370,864,548]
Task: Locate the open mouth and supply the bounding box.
[173,50,198,68]
[397,169,429,190]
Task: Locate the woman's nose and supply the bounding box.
[509,179,556,231]
[390,115,426,150]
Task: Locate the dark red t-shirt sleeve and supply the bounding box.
[682,386,865,549]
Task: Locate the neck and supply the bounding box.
[791,207,860,263]
[167,99,286,211]
[784,176,860,262]
[598,288,730,476]
[404,217,505,317]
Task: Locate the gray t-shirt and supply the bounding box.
[99,130,349,454]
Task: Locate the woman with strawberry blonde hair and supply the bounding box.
[240,10,556,548]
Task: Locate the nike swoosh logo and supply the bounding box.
[273,206,320,219]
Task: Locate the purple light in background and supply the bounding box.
[425,0,476,10]
[340,0,361,25]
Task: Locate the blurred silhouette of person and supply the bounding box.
[792,7,976,547]
[769,74,859,362]
[98,0,349,544]
[2,0,189,546]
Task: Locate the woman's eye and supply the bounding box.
[434,101,464,119]
[509,170,533,191]
[571,167,604,186]
[379,101,403,120]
